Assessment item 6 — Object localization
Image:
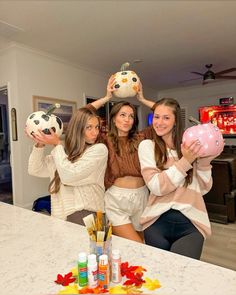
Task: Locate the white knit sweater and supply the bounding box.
[28,143,108,220]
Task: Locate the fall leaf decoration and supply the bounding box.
[58,283,78,294]
[121,262,147,287]
[79,286,108,294]
[143,277,161,291]
[109,285,143,294]
[55,261,161,293]
[54,272,76,286]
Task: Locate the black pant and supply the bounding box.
[144,209,204,260]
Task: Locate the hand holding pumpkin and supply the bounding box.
[25,104,63,138]
[182,117,224,157]
[32,129,61,147]
[181,139,202,164]
[106,75,116,99]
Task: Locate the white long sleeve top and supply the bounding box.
[138,139,213,238]
[28,143,108,220]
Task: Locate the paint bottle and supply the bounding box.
[87,254,98,288]
[78,252,88,287]
[98,254,109,289]
[111,249,121,283]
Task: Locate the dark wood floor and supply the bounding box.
[201,221,236,271]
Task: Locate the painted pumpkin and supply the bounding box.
[25,103,63,137]
[113,62,140,98]
[182,116,224,157]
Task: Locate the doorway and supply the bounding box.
[0,86,13,204]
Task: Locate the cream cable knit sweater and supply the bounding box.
[28,143,108,220]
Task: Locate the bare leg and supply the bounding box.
[137,231,144,242]
[112,223,144,243]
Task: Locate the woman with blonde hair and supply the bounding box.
[28,107,108,224]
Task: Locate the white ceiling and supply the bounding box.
[0,0,236,90]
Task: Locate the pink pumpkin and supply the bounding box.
[182,122,224,157]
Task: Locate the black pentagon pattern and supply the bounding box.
[41,114,50,121]
[34,120,40,125]
[56,117,62,129]
[29,114,35,119]
[121,72,127,75]
[115,84,120,88]
[132,77,137,82]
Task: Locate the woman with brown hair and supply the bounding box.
[88,77,154,243]
[138,98,221,259]
[28,107,108,224]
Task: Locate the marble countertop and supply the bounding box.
[0,202,235,295]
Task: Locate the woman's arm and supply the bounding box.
[136,80,155,109]
[28,145,52,178]
[26,128,54,178]
[138,140,193,196]
[90,76,115,110]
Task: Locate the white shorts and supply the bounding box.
[105,185,149,231]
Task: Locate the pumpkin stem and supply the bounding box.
[120,62,130,71]
[46,103,61,116]
[188,116,201,125]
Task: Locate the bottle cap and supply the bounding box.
[99,254,108,265]
[88,254,97,265]
[78,252,87,263]
[112,249,120,259]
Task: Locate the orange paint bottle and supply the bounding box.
[98,254,109,289]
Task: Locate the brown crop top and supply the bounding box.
[86,103,153,189]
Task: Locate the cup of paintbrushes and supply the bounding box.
[83,212,112,260]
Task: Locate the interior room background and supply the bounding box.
[0,44,235,210]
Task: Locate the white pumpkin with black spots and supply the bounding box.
[113,62,140,98]
[25,104,63,137]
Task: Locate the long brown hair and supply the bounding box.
[152,98,193,186]
[108,101,139,155]
[48,107,99,194]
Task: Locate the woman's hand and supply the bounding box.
[91,75,115,110]
[136,79,145,102]
[106,75,116,100]
[32,129,61,147]
[181,139,202,164]
[24,128,45,147]
[136,79,155,109]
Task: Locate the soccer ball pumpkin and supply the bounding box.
[113,62,140,98]
[182,116,224,157]
[25,103,63,137]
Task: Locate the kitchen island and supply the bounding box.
[0,202,235,295]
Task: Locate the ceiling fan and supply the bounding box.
[191,64,236,84]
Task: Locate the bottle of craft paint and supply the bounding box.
[87,254,98,288]
[98,254,109,289]
[78,252,88,287]
[111,249,121,283]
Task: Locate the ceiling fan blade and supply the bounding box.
[216,76,236,79]
[191,71,204,76]
[178,77,201,84]
[214,68,236,75]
